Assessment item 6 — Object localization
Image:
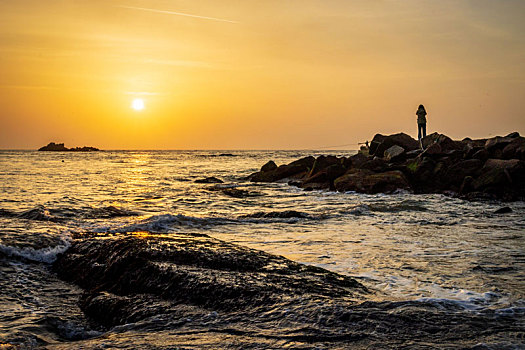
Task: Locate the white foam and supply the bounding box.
[0,240,71,263]
[417,289,506,311]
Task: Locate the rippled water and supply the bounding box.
[1,150,524,346]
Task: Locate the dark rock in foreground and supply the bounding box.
[38,142,99,152]
[247,131,525,201]
[51,233,523,348]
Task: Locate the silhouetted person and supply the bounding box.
[416,104,427,141]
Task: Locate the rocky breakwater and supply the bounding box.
[52,233,522,348]
[247,132,525,201]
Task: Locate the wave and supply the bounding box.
[239,210,312,219]
[0,240,71,263]
[343,201,428,216]
[92,213,232,233]
[17,205,65,222]
[0,205,139,223]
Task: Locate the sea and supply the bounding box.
[1,150,524,348]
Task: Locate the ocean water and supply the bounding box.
[1,150,524,347]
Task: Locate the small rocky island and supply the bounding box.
[248,132,525,201]
[38,142,100,152]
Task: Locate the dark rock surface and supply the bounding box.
[38,142,99,152]
[51,233,524,348]
[248,131,525,201]
[369,132,419,157]
[195,176,224,184]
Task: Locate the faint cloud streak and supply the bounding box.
[118,5,239,24]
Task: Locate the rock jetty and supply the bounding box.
[247,132,525,201]
[38,142,99,152]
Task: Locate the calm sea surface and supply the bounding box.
[1,150,524,346]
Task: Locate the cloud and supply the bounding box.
[117,5,239,24]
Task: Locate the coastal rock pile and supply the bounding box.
[38,142,99,152]
[247,132,525,201]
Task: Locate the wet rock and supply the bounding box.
[334,170,410,194]
[54,234,367,323]
[51,234,522,348]
[260,160,277,172]
[459,175,474,194]
[221,188,260,198]
[250,156,314,182]
[195,176,223,184]
[369,133,419,157]
[384,145,405,161]
[494,206,512,214]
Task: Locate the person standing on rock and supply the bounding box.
[416,104,427,141]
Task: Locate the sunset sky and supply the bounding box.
[1,0,524,149]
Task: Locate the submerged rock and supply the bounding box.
[494,206,512,214]
[195,176,223,183]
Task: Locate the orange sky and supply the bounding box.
[1,0,524,149]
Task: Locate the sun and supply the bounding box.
[131,98,145,111]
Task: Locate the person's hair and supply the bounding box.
[418,104,425,109]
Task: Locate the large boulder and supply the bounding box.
[369,133,419,157]
[422,133,460,152]
[359,157,390,173]
[348,152,368,169]
[308,155,341,177]
[250,156,314,182]
[485,136,514,152]
[443,159,483,186]
[384,145,405,162]
[334,170,410,194]
[260,160,277,172]
[502,137,525,160]
[471,149,490,162]
[302,163,346,191]
[472,159,525,199]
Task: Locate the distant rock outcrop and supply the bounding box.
[247,131,525,201]
[38,142,99,152]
